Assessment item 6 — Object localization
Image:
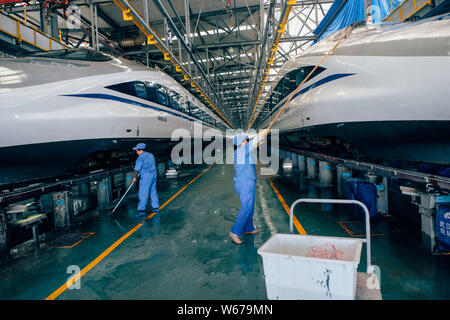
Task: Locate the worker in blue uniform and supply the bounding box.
[229,134,259,245]
[132,143,159,217]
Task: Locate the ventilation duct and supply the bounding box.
[118,32,147,47]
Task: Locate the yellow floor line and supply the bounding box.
[45,163,215,300]
[338,221,384,237]
[268,179,307,235]
[48,232,95,249]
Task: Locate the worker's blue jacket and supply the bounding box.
[233,139,257,183]
[134,151,156,174]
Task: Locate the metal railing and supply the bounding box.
[0,166,133,206]
[290,198,373,274]
[0,9,66,52]
[383,0,432,22]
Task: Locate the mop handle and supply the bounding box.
[111,173,139,214]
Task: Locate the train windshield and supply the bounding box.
[264,66,324,111]
[253,65,326,126]
[271,66,326,104]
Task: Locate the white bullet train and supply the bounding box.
[257,14,450,166]
[0,49,227,185]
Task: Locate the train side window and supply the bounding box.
[196,109,213,125]
[178,97,190,114]
[146,86,158,102]
[186,101,192,115]
[169,97,178,110]
[156,87,168,106]
[144,81,167,106]
[134,82,147,100]
[168,91,180,110]
[190,105,201,119]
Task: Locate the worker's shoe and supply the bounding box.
[244,229,259,235]
[135,210,146,217]
[228,231,243,245]
[152,208,159,213]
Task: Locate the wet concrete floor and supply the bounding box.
[0,163,449,299]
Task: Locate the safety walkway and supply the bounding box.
[383,0,435,22]
[0,163,449,299]
[0,9,66,52]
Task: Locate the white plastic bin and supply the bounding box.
[257,233,363,300]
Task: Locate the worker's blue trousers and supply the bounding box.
[231,178,256,236]
[137,172,159,211]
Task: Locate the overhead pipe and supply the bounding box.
[118,31,146,47]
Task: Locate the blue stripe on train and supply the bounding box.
[261,73,356,123]
[60,93,216,128]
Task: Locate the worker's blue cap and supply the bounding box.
[132,143,146,150]
[233,134,248,146]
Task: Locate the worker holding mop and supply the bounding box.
[229,134,260,245]
[132,143,159,217]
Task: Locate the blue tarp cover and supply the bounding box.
[313,0,402,42]
[371,0,402,23]
[419,164,450,178]
[313,0,364,41]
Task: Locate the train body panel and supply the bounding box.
[258,15,450,164]
[0,50,225,185]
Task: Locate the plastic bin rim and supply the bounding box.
[259,233,365,243]
[257,233,363,265]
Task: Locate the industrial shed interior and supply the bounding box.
[0,0,449,302]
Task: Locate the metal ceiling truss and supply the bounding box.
[113,0,235,129]
[247,0,332,129]
[1,0,331,129]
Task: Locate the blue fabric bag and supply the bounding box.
[345,178,379,220]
